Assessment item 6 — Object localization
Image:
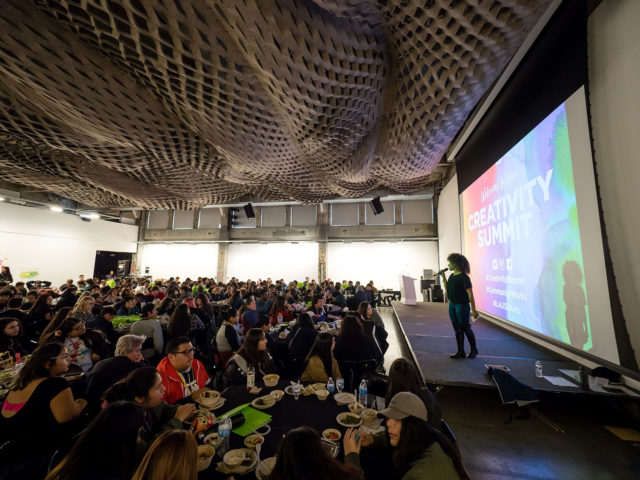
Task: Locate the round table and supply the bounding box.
[197,378,355,479]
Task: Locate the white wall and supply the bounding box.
[227,242,318,282]
[327,241,438,291]
[0,202,138,286]
[137,243,219,280]
[589,0,640,365]
[437,174,462,271]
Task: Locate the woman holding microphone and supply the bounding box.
[440,253,479,359]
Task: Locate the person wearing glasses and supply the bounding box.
[156,336,211,404]
[0,343,87,476]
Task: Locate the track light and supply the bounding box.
[244,202,255,219]
[50,206,63,212]
[370,196,384,215]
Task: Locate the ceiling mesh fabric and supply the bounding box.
[0,0,551,209]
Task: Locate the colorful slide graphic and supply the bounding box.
[461,103,592,352]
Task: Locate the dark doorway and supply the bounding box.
[93,251,134,279]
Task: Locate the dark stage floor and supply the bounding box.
[391,301,589,392]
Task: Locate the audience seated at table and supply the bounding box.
[358,301,389,361]
[240,297,258,335]
[269,294,294,326]
[157,296,176,317]
[0,297,35,343]
[56,286,79,311]
[386,358,442,431]
[131,429,198,480]
[195,292,215,324]
[84,334,146,413]
[116,297,138,317]
[71,296,96,325]
[131,304,164,362]
[21,290,38,311]
[255,315,278,355]
[86,305,118,347]
[104,367,195,450]
[46,401,146,480]
[52,315,110,373]
[268,426,361,480]
[300,332,341,383]
[215,308,241,367]
[0,343,87,475]
[0,317,28,357]
[38,306,72,346]
[156,336,210,404]
[224,328,275,386]
[28,292,53,337]
[332,286,347,307]
[168,303,204,338]
[333,315,379,372]
[344,392,468,480]
[286,312,318,375]
[307,295,337,324]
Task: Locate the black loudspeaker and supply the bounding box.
[431,285,444,302]
[370,196,384,215]
[244,203,255,219]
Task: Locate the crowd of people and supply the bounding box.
[0,268,468,479]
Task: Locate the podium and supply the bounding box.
[399,275,417,305]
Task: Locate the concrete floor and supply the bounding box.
[377,306,640,480]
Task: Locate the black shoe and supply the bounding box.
[450,351,466,359]
[467,349,478,359]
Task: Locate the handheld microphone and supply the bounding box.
[438,268,449,275]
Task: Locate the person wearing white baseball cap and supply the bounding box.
[343,392,468,479]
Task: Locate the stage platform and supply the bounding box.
[392,301,588,393]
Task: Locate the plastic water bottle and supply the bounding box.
[327,377,335,394]
[217,417,231,456]
[358,379,368,406]
[292,380,301,400]
[247,365,255,389]
[277,313,283,324]
[535,361,543,378]
[336,377,344,393]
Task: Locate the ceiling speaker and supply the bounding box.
[244,203,256,219]
[370,196,384,215]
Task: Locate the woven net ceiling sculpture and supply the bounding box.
[0,0,552,210]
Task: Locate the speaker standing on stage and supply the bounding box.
[440,253,479,359]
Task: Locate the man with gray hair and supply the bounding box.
[85,334,146,413]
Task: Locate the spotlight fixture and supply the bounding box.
[0,197,4,201]
[370,196,384,215]
[80,213,100,219]
[244,202,256,219]
[50,206,63,212]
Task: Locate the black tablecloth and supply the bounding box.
[198,379,351,479]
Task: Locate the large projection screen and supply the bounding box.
[460,86,619,365]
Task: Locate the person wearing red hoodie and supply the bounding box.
[156,336,211,404]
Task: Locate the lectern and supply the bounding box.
[400,275,417,305]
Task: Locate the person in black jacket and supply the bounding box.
[0,297,36,346]
[286,312,318,375]
[333,315,378,375]
[0,266,12,283]
[86,305,118,348]
[84,334,146,414]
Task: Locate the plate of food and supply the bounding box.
[244,434,265,448]
[334,392,356,405]
[322,428,341,441]
[252,395,276,410]
[336,412,363,428]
